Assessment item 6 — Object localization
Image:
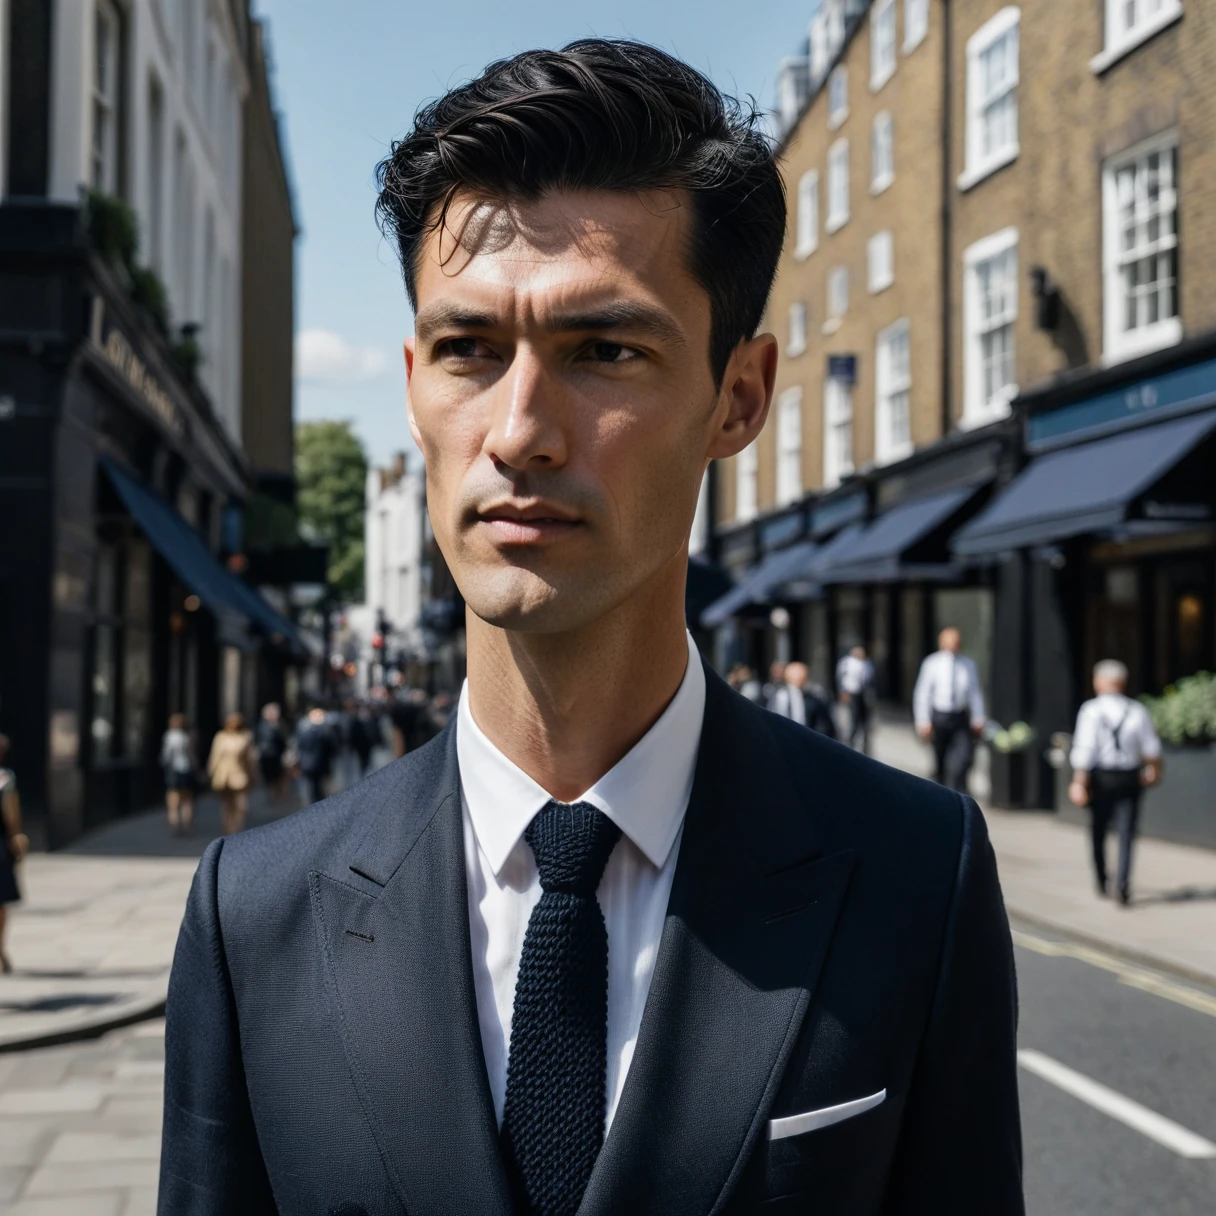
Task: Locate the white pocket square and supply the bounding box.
[768,1089,887,1140]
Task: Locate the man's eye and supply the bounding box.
[586,341,640,364]
[439,337,493,359]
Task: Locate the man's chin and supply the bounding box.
[461,569,611,635]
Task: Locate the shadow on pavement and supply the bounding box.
[1132,884,1216,907]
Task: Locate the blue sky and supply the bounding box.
[253,0,821,467]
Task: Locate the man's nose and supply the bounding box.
[483,347,568,472]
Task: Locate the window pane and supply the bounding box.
[124,627,151,759]
[92,625,117,762]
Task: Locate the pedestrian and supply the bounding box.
[0,734,28,974]
[160,42,1022,1213]
[769,660,838,738]
[1067,660,1163,905]
[836,644,876,753]
[761,658,787,708]
[348,702,375,777]
[254,703,290,803]
[913,626,986,793]
[158,713,197,835]
[294,706,334,806]
[207,712,255,836]
[727,663,763,703]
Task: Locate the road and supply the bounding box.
[0,919,1212,1213]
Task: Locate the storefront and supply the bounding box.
[955,334,1216,808]
[0,204,297,846]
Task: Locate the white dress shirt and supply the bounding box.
[835,654,874,697]
[1070,693,1161,772]
[913,650,985,729]
[769,682,806,725]
[457,632,706,1134]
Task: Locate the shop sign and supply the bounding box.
[1027,354,1216,451]
[759,511,805,551]
[89,298,185,439]
[811,489,867,537]
[1141,500,1213,522]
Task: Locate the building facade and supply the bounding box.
[0,0,299,845]
[709,0,1215,810]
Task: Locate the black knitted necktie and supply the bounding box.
[501,800,623,1216]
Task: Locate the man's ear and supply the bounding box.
[404,338,423,449]
[706,332,778,461]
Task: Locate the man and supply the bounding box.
[913,627,986,794]
[761,658,787,707]
[293,706,334,806]
[836,645,876,753]
[1068,660,1162,905]
[254,703,289,803]
[159,41,1021,1216]
[770,660,838,739]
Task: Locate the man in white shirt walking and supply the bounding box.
[913,627,986,793]
[835,645,875,753]
[1068,660,1162,905]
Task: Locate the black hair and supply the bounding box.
[374,38,786,385]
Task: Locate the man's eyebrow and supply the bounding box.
[414,304,497,341]
[549,302,687,347]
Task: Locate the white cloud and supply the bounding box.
[295,328,390,382]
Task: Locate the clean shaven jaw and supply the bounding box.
[402,188,778,639]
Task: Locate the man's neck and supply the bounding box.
[464,560,691,803]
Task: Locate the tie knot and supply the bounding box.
[525,801,622,897]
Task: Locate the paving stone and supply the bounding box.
[6,1195,123,1216]
[0,1088,105,1115]
[43,1132,160,1164]
[24,1160,160,1194]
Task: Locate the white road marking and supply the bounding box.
[1012,928,1216,1020]
[1017,1049,1216,1160]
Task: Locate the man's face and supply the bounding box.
[939,628,962,654]
[405,189,773,634]
[785,662,808,689]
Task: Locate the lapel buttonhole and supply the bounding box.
[344,929,375,943]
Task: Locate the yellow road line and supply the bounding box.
[1012,928,1216,1020]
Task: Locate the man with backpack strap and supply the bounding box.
[1068,660,1163,905]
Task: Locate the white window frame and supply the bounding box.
[876,319,913,465]
[90,0,121,193]
[775,387,804,507]
[787,302,808,357]
[958,7,1020,191]
[1102,131,1181,365]
[825,266,849,334]
[795,170,819,259]
[735,443,758,522]
[905,0,930,52]
[826,138,850,233]
[871,0,898,91]
[823,376,855,490]
[868,230,894,293]
[1091,0,1183,74]
[963,227,1019,427]
[871,111,894,194]
[828,65,849,130]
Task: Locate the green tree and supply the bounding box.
[295,420,368,602]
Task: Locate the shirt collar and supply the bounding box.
[457,631,706,877]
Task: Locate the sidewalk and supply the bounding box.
[869,716,1216,986]
[0,748,383,1051]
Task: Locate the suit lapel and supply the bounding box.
[310,724,513,1216]
[579,671,856,1216]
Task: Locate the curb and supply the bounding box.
[1005,904,1216,992]
[0,985,169,1055]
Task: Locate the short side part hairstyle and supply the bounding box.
[374,38,786,384]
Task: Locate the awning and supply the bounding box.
[953,409,1216,556]
[816,484,980,584]
[700,540,818,628]
[103,460,301,650]
[769,522,864,600]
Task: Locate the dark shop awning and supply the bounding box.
[816,484,980,584]
[103,460,301,649]
[768,522,865,600]
[701,539,818,628]
[953,409,1216,556]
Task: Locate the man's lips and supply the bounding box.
[474,503,585,543]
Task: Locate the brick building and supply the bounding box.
[707,0,1215,814]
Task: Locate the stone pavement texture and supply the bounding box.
[0,1016,165,1214]
[868,715,1216,986]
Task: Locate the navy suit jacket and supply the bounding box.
[158,665,1023,1214]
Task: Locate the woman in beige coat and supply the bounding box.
[207,712,255,835]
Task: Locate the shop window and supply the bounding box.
[876,318,912,464]
[1102,134,1180,364]
[776,387,803,507]
[905,0,929,52]
[827,139,850,232]
[1092,0,1183,73]
[871,0,898,91]
[871,112,894,194]
[91,0,122,192]
[823,376,854,489]
[963,227,1018,426]
[960,7,1019,190]
[795,170,819,259]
